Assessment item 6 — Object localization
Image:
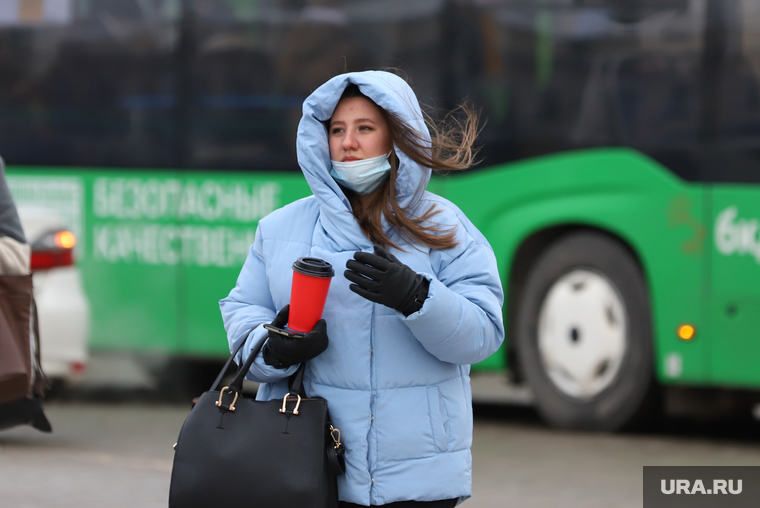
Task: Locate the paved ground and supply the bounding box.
[4,354,760,507]
[0,402,184,508]
[3,399,760,508]
[471,407,760,508]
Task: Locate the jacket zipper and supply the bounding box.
[369,301,377,502]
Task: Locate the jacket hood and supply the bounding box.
[296,71,431,250]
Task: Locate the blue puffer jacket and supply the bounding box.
[220,71,504,506]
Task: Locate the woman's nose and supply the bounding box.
[342,131,358,150]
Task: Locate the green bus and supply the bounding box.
[4,0,760,430]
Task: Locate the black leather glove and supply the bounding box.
[262,305,329,368]
[345,245,429,316]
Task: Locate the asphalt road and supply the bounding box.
[3,397,760,508]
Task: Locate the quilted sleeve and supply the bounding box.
[399,212,505,365]
[219,224,299,382]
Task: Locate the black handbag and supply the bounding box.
[169,333,345,508]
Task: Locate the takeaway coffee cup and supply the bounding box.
[288,257,335,334]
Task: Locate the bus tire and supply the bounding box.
[514,231,659,431]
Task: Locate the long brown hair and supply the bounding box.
[336,84,481,251]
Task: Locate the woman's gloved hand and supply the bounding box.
[345,245,429,316]
[262,305,329,368]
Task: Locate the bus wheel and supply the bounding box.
[515,231,659,431]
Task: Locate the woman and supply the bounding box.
[220,71,504,507]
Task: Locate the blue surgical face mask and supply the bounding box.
[330,153,391,195]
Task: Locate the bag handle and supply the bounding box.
[30,296,50,396]
[214,325,308,397]
[288,361,307,398]
[208,328,252,392]
[228,334,267,393]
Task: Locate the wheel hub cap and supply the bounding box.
[537,269,628,399]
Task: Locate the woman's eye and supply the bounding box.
[359,125,373,131]
[330,127,344,135]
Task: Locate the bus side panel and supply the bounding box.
[708,185,760,387]
[9,168,181,353]
[442,149,709,385]
[8,167,313,358]
[179,172,311,356]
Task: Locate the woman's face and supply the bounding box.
[329,96,392,163]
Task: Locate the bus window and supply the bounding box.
[458,0,706,179]
[709,0,760,183]
[0,0,179,169]
[182,0,446,172]
[184,0,371,171]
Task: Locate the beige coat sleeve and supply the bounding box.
[0,236,30,275]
